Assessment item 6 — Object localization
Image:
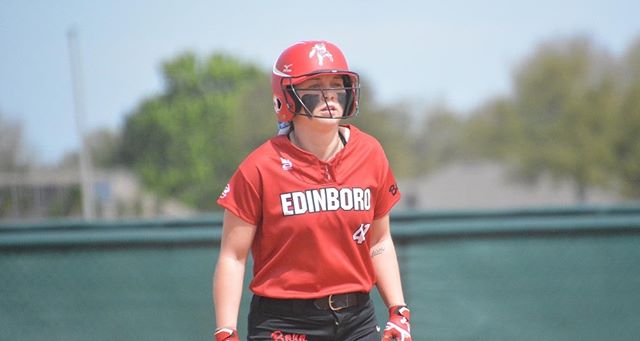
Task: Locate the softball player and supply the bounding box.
[213,40,411,341]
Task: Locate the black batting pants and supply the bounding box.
[247,293,381,341]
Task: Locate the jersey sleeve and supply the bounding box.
[216,166,262,226]
[373,150,401,219]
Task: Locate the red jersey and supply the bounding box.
[217,124,401,299]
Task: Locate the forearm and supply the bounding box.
[371,236,406,307]
[213,255,246,329]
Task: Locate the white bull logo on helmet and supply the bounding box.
[309,43,333,66]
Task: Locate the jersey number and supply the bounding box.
[352,223,371,244]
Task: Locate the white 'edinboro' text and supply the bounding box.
[280,187,371,216]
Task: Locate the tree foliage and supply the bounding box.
[464,98,522,162]
[58,128,122,170]
[413,35,640,201]
[413,105,467,173]
[351,82,416,177]
[611,38,640,197]
[120,53,273,210]
[507,37,619,200]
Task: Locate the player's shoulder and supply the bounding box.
[236,134,288,170]
[347,124,385,153]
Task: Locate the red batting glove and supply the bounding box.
[382,305,412,341]
[214,327,239,341]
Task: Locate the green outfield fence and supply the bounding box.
[2,204,640,341]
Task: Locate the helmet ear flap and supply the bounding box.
[273,96,283,113]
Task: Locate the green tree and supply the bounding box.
[463,98,521,162]
[412,105,466,174]
[508,37,618,201]
[612,38,640,198]
[351,80,416,177]
[58,128,121,170]
[88,128,121,169]
[120,52,273,210]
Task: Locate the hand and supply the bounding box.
[214,327,239,341]
[382,305,411,341]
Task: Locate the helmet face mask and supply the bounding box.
[283,74,359,120]
[272,41,360,122]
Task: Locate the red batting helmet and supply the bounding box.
[271,40,360,122]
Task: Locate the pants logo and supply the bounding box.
[271,330,307,341]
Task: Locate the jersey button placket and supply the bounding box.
[323,163,331,182]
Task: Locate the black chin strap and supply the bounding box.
[338,131,347,146]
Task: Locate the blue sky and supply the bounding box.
[1,0,638,164]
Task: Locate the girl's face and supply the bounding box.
[294,75,346,119]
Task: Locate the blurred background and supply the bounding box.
[1,1,639,340]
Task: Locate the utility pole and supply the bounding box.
[67,28,95,220]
